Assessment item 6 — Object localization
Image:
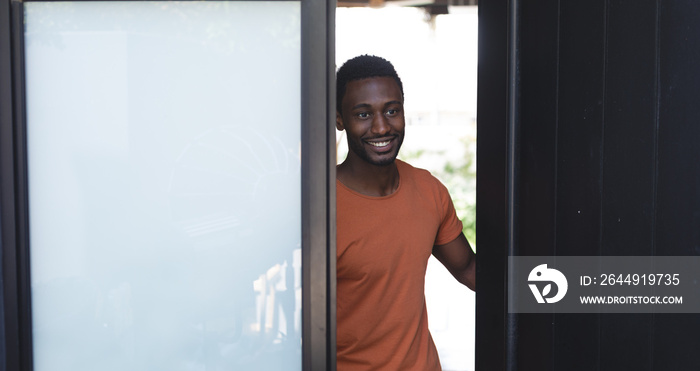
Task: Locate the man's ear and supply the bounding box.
[336,111,345,131]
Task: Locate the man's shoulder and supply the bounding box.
[396,159,440,185]
[396,159,452,199]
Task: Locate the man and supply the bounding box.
[335,54,476,370]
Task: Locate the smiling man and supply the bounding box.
[335,55,476,370]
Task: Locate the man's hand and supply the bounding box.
[432,233,476,291]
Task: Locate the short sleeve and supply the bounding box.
[433,179,463,246]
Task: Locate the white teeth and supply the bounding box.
[368,141,390,147]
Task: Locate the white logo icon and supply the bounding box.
[528,264,568,304]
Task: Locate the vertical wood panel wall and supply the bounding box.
[478,0,700,369]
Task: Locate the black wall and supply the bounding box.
[477,1,700,370]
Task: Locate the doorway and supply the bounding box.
[335,5,478,370]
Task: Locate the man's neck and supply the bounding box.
[336,157,400,197]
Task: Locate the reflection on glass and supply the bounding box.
[24,2,301,370]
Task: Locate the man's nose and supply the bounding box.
[370,114,390,135]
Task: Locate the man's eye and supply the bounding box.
[386,109,399,116]
[357,112,370,119]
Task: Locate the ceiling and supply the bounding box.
[337,0,478,15]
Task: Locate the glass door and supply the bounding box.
[0,0,334,369]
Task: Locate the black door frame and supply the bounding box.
[477,0,558,369]
[476,0,514,370]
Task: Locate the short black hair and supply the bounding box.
[336,55,404,114]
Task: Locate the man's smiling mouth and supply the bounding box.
[365,135,398,149]
[367,140,391,147]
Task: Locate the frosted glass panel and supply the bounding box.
[24,2,301,370]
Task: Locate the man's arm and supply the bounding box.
[432,232,476,291]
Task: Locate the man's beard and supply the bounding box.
[347,135,403,167]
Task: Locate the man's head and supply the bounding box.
[336,55,404,116]
[336,55,405,167]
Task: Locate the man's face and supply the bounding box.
[337,76,405,167]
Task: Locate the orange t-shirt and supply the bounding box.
[336,159,463,371]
